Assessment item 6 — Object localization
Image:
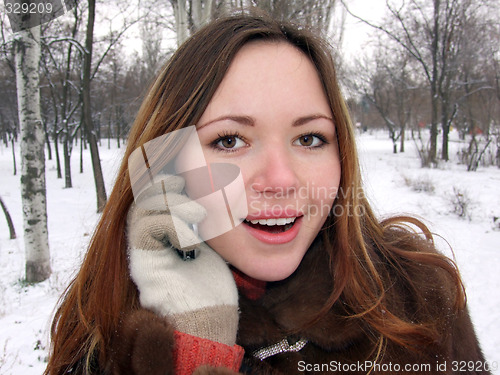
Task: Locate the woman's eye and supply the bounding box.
[211,133,247,151]
[293,134,326,148]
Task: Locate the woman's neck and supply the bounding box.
[231,267,267,300]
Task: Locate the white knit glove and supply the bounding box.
[127,175,239,346]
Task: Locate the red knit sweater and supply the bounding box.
[172,269,266,374]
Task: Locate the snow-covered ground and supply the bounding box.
[357,131,500,372]
[0,130,498,373]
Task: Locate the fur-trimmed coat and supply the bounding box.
[108,239,489,375]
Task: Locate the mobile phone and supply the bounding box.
[176,248,199,261]
[175,223,199,261]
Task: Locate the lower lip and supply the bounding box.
[242,217,302,245]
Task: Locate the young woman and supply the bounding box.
[44,13,489,375]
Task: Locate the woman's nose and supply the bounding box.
[249,145,299,196]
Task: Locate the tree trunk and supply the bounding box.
[43,120,52,160]
[108,117,111,150]
[11,138,17,175]
[173,0,189,46]
[191,0,214,31]
[63,121,72,188]
[116,106,122,149]
[14,24,51,283]
[82,0,107,212]
[390,131,397,153]
[0,196,16,240]
[400,126,405,153]
[428,0,440,166]
[54,131,62,179]
[441,113,450,161]
[61,39,75,188]
[80,127,84,173]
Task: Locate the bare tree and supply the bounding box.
[14,24,51,282]
[41,4,84,188]
[82,0,107,212]
[366,58,418,153]
[37,0,141,194]
[342,0,495,165]
[454,9,500,170]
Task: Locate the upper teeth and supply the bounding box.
[246,217,296,226]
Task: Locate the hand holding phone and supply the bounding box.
[126,174,239,346]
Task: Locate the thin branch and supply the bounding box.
[90,12,146,80]
[44,36,87,56]
[340,0,432,82]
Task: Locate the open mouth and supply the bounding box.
[243,217,297,233]
[242,215,303,244]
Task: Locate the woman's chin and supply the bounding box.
[205,227,309,282]
[233,259,301,282]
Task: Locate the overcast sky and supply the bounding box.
[340,0,388,61]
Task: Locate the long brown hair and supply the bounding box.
[44,12,465,374]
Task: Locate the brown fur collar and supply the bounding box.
[237,238,368,354]
[235,237,488,374]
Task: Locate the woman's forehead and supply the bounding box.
[198,41,332,125]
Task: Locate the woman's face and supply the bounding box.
[196,41,341,281]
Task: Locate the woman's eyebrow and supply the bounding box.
[198,115,255,129]
[292,114,333,127]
